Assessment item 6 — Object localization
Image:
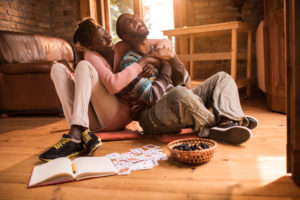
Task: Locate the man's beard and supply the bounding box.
[129,28,149,40]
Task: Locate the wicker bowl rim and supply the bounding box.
[167,138,218,164]
[167,138,218,152]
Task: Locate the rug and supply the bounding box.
[94,122,198,143]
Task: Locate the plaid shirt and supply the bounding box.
[117,49,191,120]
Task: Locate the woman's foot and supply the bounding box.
[81,129,102,156]
[70,125,84,140]
[39,134,85,162]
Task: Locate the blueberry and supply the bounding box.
[192,144,198,150]
[200,143,209,149]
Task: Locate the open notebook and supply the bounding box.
[28,156,117,188]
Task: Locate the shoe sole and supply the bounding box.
[246,116,258,129]
[87,141,102,156]
[39,150,85,162]
[210,126,253,145]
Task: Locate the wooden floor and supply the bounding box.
[0,97,299,200]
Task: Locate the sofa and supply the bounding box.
[0,30,75,114]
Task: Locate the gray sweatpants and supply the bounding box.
[139,71,247,136]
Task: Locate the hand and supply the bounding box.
[141,64,156,78]
[138,56,161,69]
[148,48,175,61]
[155,39,172,50]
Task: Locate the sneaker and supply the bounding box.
[39,134,84,162]
[81,129,102,156]
[209,121,253,145]
[246,116,258,129]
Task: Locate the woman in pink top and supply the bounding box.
[39,18,170,161]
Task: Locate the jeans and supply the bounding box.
[139,71,247,136]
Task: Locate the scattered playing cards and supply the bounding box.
[105,144,168,175]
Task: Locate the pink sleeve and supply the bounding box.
[84,51,143,94]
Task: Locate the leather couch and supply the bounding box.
[0,30,75,114]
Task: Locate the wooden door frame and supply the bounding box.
[286,0,300,186]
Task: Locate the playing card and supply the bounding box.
[131,160,154,171]
[143,144,160,149]
[152,159,159,166]
[118,166,132,175]
[105,152,121,160]
[108,144,167,176]
[130,147,144,154]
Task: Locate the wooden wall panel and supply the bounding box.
[264,0,287,113]
[134,0,144,19]
[173,0,189,72]
[287,0,300,186]
[80,0,90,19]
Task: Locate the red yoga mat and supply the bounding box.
[94,122,198,143]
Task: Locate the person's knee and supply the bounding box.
[75,60,96,74]
[169,86,189,97]
[50,62,68,80]
[76,60,90,71]
[163,86,202,119]
[167,86,193,104]
[216,71,231,79]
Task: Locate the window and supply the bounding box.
[109,0,173,42]
[143,0,174,39]
[110,0,134,43]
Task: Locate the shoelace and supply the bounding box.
[219,120,239,127]
[81,130,91,144]
[54,137,71,149]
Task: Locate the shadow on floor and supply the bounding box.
[0,115,65,134]
[241,176,300,198]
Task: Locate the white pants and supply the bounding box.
[51,61,121,131]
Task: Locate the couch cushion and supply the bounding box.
[34,35,74,63]
[0,31,74,65]
[0,31,40,64]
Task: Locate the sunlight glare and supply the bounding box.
[257,156,286,184]
[144,0,174,39]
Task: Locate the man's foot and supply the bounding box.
[246,116,258,129]
[39,134,84,162]
[81,129,102,156]
[209,121,253,145]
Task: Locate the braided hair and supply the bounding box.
[73,18,99,48]
[73,18,102,62]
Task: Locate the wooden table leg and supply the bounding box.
[247,31,252,97]
[231,29,237,81]
[190,34,195,79]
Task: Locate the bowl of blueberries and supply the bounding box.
[167,138,217,165]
